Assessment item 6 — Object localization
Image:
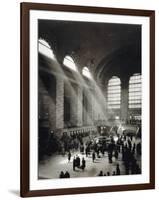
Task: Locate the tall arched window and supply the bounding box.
[82,67,92,79]
[129,73,142,109]
[107,76,121,109]
[38,39,55,59]
[63,55,77,71]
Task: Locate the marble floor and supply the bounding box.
[38,149,141,179]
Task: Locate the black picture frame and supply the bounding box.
[21,2,155,197]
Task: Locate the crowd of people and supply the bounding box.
[59,131,89,155]
[97,163,121,177]
[121,137,141,175]
[58,130,141,179]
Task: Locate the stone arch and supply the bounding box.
[95,44,141,86]
[38,33,59,61]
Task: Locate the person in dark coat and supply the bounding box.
[73,156,76,171]
[98,170,103,176]
[107,172,110,176]
[114,149,119,160]
[81,157,86,171]
[92,151,96,162]
[108,151,112,163]
[96,147,100,158]
[85,146,90,157]
[68,151,71,162]
[128,138,132,150]
[101,146,105,157]
[112,171,116,176]
[76,155,80,168]
[64,171,70,178]
[59,171,65,178]
[116,163,121,175]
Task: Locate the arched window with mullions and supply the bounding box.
[82,67,92,79]
[38,39,55,60]
[63,55,77,72]
[107,76,121,109]
[129,73,142,109]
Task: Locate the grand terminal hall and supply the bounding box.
[38,20,142,179]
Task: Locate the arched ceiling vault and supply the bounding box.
[96,43,141,85]
[39,20,141,83]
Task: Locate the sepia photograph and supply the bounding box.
[21,3,155,197]
[38,19,142,180]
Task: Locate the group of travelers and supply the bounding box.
[58,131,141,178]
[97,163,121,177]
[122,137,141,175]
[59,171,70,178]
[73,155,86,171]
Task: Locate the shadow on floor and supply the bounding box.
[9,190,19,197]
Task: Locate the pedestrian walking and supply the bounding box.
[68,151,71,162]
[81,157,86,171]
[116,163,121,175]
[73,156,76,171]
[92,151,96,162]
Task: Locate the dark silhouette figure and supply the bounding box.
[81,158,86,171]
[101,147,105,157]
[73,157,76,171]
[128,139,132,150]
[114,149,119,160]
[112,171,116,176]
[68,151,71,162]
[76,155,80,168]
[85,146,89,157]
[92,152,96,162]
[59,171,65,178]
[107,172,110,176]
[98,170,103,176]
[116,163,121,175]
[64,171,70,178]
[108,151,112,163]
[96,148,100,158]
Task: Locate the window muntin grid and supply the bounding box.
[107,76,121,109]
[129,74,141,109]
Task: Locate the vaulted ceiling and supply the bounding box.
[39,19,141,83]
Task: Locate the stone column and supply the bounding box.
[39,76,56,130]
[93,80,107,122]
[83,88,88,126]
[120,77,129,122]
[87,88,93,125]
[56,75,64,129]
[70,84,77,127]
[77,85,83,126]
[104,79,109,117]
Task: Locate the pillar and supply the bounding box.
[56,75,64,129]
[120,77,129,122]
[76,85,83,126]
[70,84,77,127]
[87,88,93,125]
